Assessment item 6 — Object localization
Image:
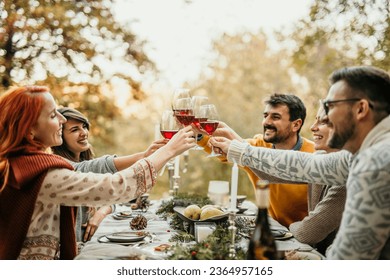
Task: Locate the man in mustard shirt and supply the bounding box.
[199,93,315,227]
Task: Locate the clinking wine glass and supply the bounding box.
[160,110,180,140]
[159,110,180,180]
[191,96,209,150]
[198,104,221,157]
[173,97,195,126]
[191,96,209,128]
[171,88,191,111]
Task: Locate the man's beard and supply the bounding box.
[263,125,287,144]
[328,112,355,149]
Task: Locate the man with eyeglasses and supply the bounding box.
[210,66,390,259]
[321,98,374,115]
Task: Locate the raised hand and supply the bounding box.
[143,139,169,157]
[165,125,196,157]
[212,121,244,141]
[209,136,232,156]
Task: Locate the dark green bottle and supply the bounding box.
[247,181,278,260]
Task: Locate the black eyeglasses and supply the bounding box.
[321,98,373,115]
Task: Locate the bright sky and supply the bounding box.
[114,0,312,88]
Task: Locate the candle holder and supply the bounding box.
[172,175,180,196]
[228,209,238,259]
[167,161,175,196]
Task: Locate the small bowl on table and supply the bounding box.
[236,195,247,208]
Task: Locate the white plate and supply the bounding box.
[274,231,293,240]
[112,211,133,220]
[105,232,146,243]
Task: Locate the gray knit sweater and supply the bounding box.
[227,115,390,259]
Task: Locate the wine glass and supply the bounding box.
[159,110,180,184]
[208,180,229,207]
[173,97,194,126]
[160,110,180,140]
[191,96,209,128]
[191,96,209,150]
[198,104,221,157]
[171,88,191,112]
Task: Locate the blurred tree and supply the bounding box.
[193,31,299,139]
[0,0,156,145]
[305,0,389,69]
[277,0,389,110]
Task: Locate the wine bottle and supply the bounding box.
[247,180,278,260]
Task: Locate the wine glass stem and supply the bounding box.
[208,136,221,157]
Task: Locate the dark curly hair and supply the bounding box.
[264,93,307,134]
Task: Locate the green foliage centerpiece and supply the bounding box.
[156,193,252,260]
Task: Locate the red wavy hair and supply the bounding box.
[0,85,49,192]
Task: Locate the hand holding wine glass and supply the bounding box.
[208,136,231,156]
[191,95,209,150]
[165,125,197,155]
[149,125,196,171]
[198,104,221,157]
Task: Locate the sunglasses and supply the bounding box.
[321,98,373,115]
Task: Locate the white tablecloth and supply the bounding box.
[75,199,318,260]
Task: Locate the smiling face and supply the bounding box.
[262,104,298,144]
[62,118,90,160]
[325,81,357,151]
[310,107,332,152]
[30,92,66,149]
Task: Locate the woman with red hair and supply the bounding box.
[0,86,196,260]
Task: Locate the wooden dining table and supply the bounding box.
[75,198,324,260]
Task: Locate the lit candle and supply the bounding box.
[174,156,180,177]
[154,123,160,141]
[230,162,238,210]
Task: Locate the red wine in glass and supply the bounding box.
[193,117,208,128]
[199,121,219,135]
[173,109,192,115]
[175,109,195,126]
[176,115,195,126]
[160,130,178,139]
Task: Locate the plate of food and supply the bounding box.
[112,211,133,220]
[272,229,293,240]
[104,231,146,243]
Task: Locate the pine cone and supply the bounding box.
[130,214,148,230]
